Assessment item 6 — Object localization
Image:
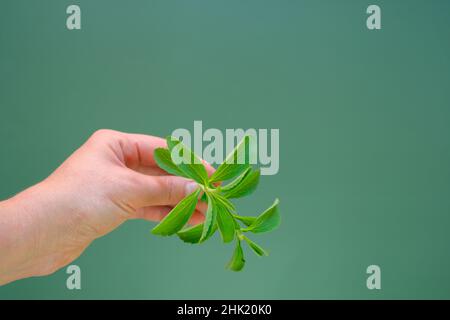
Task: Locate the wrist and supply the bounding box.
[0,183,48,285]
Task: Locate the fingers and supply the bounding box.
[135,165,167,176]
[196,199,208,213]
[102,130,216,176]
[127,172,200,208]
[133,206,205,226]
[119,133,167,169]
[123,132,216,177]
[87,130,166,168]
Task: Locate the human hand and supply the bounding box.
[0,129,212,285]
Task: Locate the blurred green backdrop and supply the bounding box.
[1,0,450,299]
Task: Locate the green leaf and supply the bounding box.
[177,223,203,243]
[220,167,250,191]
[177,222,218,244]
[200,194,217,242]
[242,236,268,256]
[214,195,236,243]
[242,198,280,233]
[233,214,257,227]
[200,192,208,202]
[221,168,260,199]
[212,193,236,213]
[154,148,188,178]
[227,240,245,271]
[166,135,179,151]
[151,189,201,236]
[209,136,251,183]
[166,136,208,185]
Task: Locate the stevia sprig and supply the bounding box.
[152,135,281,271]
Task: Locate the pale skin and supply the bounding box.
[0,129,212,286]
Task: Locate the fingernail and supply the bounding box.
[185,182,198,196]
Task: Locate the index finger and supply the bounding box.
[120,132,216,176]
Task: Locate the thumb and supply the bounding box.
[126,172,199,208]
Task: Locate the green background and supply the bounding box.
[1,0,450,299]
